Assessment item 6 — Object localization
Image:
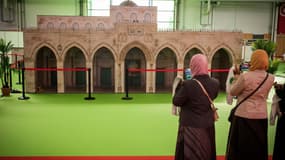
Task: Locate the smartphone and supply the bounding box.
[240,62,249,72]
[184,68,192,80]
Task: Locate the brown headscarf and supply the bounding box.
[249,49,269,71]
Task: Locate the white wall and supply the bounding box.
[0,31,24,48]
[178,1,274,34]
[212,2,273,34]
[0,0,78,48]
[0,0,277,49]
[25,0,78,28]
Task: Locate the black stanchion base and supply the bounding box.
[121,97,133,100]
[18,96,30,100]
[84,97,95,100]
[11,89,21,93]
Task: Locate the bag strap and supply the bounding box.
[232,73,269,110]
[193,79,216,111]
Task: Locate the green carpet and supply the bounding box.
[0,92,277,156]
[0,70,283,156]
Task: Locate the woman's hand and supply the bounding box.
[233,64,241,75]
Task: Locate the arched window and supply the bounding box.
[47,22,54,30]
[59,22,66,31]
[144,13,151,23]
[72,23,79,31]
[116,13,123,23]
[96,23,105,31]
[130,13,138,23]
[85,23,92,31]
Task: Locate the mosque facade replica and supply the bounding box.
[23,0,243,93]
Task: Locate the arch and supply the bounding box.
[61,42,88,62]
[59,22,66,31]
[143,13,151,23]
[31,43,59,62]
[85,23,92,31]
[154,43,180,61]
[91,43,118,62]
[63,46,87,93]
[209,43,235,65]
[96,23,105,31]
[47,22,54,30]
[130,13,138,23]
[125,47,146,92]
[182,44,207,60]
[116,13,124,23]
[119,41,152,62]
[35,46,58,93]
[93,47,115,92]
[211,47,233,91]
[155,47,178,92]
[72,22,79,31]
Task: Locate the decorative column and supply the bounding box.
[177,59,184,78]
[86,60,93,93]
[24,59,36,93]
[115,61,122,93]
[57,61,64,93]
[146,62,154,93]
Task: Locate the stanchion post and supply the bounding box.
[18,68,30,100]
[122,67,133,100]
[84,68,95,100]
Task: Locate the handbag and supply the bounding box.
[228,73,269,122]
[193,79,219,121]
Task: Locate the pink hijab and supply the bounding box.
[190,54,208,76]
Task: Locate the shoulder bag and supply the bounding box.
[193,79,219,121]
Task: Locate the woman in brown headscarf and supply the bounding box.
[226,49,275,160]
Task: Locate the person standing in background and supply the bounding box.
[226,49,275,160]
[173,54,220,160]
[272,82,285,160]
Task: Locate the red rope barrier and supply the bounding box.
[128,68,230,73]
[128,68,184,72]
[208,69,230,72]
[24,68,88,71]
[23,67,229,72]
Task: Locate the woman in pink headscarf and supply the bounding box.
[173,53,220,160]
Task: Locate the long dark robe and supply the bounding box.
[273,84,285,160]
[273,115,285,160]
[175,125,216,160]
[226,116,268,160]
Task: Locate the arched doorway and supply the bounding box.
[156,47,177,92]
[93,47,115,92]
[35,47,57,93]
[125,47,146,92]
[64,47,86,92]
[183,48,202,79]
[211,48,232,91]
